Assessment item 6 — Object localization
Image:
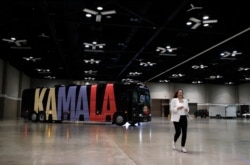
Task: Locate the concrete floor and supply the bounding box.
[0,117,250,165]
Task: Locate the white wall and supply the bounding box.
[206,84,238,104]
[147,82,238,105]
[5,63,20,98]
[238,83,250,105]
[146,83,170,99]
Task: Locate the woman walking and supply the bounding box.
[170,89,189,153]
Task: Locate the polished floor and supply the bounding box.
[0,117,250,165]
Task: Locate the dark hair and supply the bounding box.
[173,89,183,98]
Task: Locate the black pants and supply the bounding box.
[173,115,188,147]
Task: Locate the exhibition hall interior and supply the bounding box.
[0,0,250,165]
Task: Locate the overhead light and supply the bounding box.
[187,16,218,29]
[220,50,242,58]
[36,68,51,74]
[231,50,242,56]
[84,77,95,80]
[128,72,142,77]
[203,15,209,20]
[84,59,100,64]
[97,6,103,11]
[44,76,56,79]
[209,75,223,79]
[23,56,41,62]
[186,4,203,12]
[225,82,234,85]
[192,81,203,84]
[156,46,177,55]
[238,67,250,71]
[2,38,27,46]
[166,46,177,52]
[192,64,208,69]
[83,8,116,22]
[220,51,231,57]
[140,61,156,67]
[171,73,185,78]
[122,78,135,84]
[84,70,97,75]
[188,17,201,29]
[83,42,106,49]
[159,80,169,83]
[38,33,50,38]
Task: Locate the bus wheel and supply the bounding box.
[38,111,46,122]
[30,111,38,122]
[114,113,127,126]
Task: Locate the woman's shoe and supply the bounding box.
[181,147,187,153]
[172,140,176,150]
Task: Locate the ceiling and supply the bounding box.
[1,0,250,85]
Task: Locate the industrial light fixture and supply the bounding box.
[156,45,177,55]
[209,75,223,79]
[128,72,142,77]
[192,81,203,84]
[140,61,156,67]
[238,67,250,71]
[187,17,201,29]
[23,56,41,62]
[36,68,51,74]
[159,80,169,83]
[171,73,185,78]
[83,7,116,22]
[225,82,234,85]
[2,38,27,46]
[84,58,100,64]
[186,4,203,12]
[220,50,242,57]
[38,33,50,38]
[192,64,208,69]
[84,77,95,80]
[122,78,135,84]
[84,70,97,75]
[83,42,106,50]
[44,76,56,79]
[202,16,218,27]
[187,16,218,29]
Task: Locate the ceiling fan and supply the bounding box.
[83,42,106,49]
[83,8,116,22]
[187,4,203,12]
[2,38,27,46]
[38,33,50,38]
[188,17,202,29]
[23,56,42,62]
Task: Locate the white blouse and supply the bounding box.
[170,98,189,122]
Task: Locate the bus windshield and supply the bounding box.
[139,91,150,105]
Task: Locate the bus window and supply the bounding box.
[140,94,145,103]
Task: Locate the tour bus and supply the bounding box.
[21,83,151,126]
